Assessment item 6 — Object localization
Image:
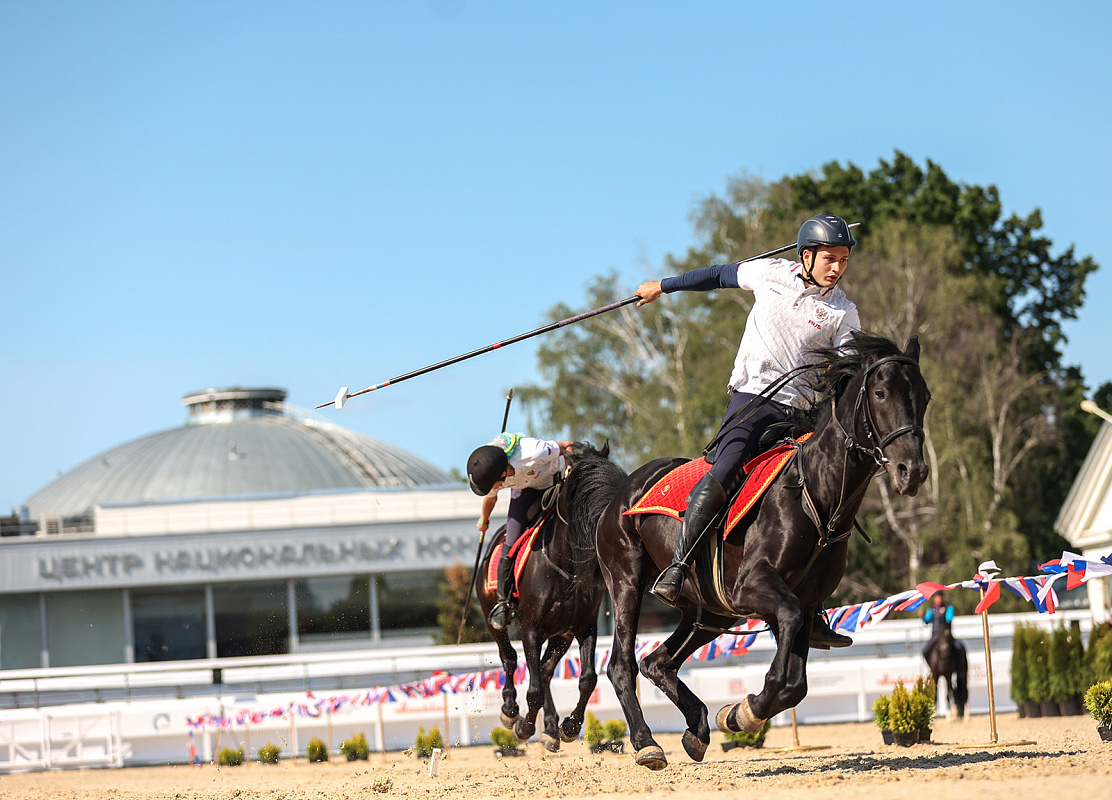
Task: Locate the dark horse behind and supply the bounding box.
[596,333,931,769]
[927,629,969,719]
[476,441,627,751]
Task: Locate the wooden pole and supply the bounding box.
[443,691,451,752]
[979,586,999,744]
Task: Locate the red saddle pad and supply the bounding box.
[624,433,811,539]
[483,509,550,596]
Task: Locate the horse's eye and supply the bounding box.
[874,389,886,400]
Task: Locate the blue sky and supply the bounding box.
[3,1,1110,514]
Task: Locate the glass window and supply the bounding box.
[0,593,42,670]
[45,590,126,667]
[131,587,207,662]
[376,571,439,639]
[212,581,288,658]
[295,575,370,643]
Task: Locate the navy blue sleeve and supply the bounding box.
[660,263,741,293]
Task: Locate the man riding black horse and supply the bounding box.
[635,214,862,649]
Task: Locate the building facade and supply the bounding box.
[0,388,487,670]
[1056,418,1112,621]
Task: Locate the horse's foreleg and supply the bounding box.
[492,628,520,729]
[560,621,599,743]
[717,573,808,732]
[534,635,573,752]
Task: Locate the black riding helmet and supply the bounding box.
[467,445,509,496]
[796,214,856,285]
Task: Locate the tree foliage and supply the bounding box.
[521,151,1104,605]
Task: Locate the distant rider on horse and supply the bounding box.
[922,592,964,661]
[467,434,573,631]
[634,214,860,648]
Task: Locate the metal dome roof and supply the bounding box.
[22,387,457,520]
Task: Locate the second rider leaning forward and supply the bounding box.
[635,213,860,649]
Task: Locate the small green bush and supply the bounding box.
[217,746,244,766]
[490,726,522,753]
[1048,623,1072,702]
[257,743,281,764]
[1067,621,1091,697]
[723,718,770,745]
[1084,679,1112,728]
[911,676,936,729]
[1026,628,1050,702]
[340,732,370,761]
[306,736,329,763]
[1010,623,1031,704]
[873,695,890,731]
[602,718,627,744]
[414,726,444,758]
[584,712,604,747]
[1089,623,1112,684]
[887,680,917,735]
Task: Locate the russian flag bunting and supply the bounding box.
[185,548,1110,732]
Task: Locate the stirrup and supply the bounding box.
[649,564,687,607]
[489,601,514,631]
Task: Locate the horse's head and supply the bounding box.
[856,335,931,497]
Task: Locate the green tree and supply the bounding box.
[522,152,1100,600]
[436,563,491,645]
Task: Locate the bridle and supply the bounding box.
[791,354,926,585]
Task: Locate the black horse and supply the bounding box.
[596,333,931,769]
[927,629,969,720]
[476,442,627,751]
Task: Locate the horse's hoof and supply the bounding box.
[681,730,708,762]
[559,719,581,743]
[635,745,667,770]
[540,733,560,752]
[513,719,535,742]
[715,704,737,733]
[737,695,768,735]
[500,712,520,729]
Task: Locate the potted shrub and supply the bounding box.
[1010,622,1031,717]
[340,732,370,761]
[257,742,281,764]
[722,718,771,751]
[873,695,894,745]
[217,746,245,766]
[887,681,919,747]
[1088,622,1112,684]
[585,712,627,753]
[911,676,937,742]
[490,726,525,757]
[1048,623,1073,713]
[1061,621,1090,716]
[306,737,329,763]
[1026,629,1057,717]
[1083,679,1112,742]
[413,726,444,758]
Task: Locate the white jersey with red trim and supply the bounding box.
[727,257,860,407]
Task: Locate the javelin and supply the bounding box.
[315,230,853,410]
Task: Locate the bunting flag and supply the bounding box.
[184,547,1109,732]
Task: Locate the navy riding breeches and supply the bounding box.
[708,391,791,493]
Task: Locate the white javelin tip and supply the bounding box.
[334,387,350,409]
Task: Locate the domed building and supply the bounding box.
[0,388,484,671]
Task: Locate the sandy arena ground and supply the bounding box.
[2,712,1109,800]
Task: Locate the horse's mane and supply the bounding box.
[563,446,627,568]
[788,332,904,432]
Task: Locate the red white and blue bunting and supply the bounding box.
[185,549,1111,732]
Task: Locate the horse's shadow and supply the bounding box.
[743,747,1074,778]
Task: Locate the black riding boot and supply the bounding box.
[489,553,516,631]
[809,608,853,649]
[650,472,727,607]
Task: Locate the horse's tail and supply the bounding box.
[564,453,627,567]
[955,641,970,709]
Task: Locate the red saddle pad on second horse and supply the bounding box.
[623,433,811,539]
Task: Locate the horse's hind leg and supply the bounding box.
[637,609,732,763]
[560,620,599,744]
[513,628,567,747]
[492,628,520,728]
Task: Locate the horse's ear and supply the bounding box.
[903,336,921,363]
[600,439,610,459]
